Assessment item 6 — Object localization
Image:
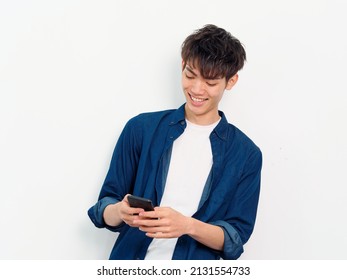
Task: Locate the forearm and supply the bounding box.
[136,207,225,251]
[187,217,224,251]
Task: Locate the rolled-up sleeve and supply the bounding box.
[88,196,121,232]
[211,220,244,259]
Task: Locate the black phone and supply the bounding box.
[127,195,154,211]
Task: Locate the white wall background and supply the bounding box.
[1,0,346,260]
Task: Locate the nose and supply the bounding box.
[190,78,205,95]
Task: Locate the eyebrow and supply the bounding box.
[185,65,197,76]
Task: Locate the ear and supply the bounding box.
[225,74,238,90]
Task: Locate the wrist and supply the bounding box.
[185,216,196,236]
[103,202,122,227]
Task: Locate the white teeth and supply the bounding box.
[191,95,205,102]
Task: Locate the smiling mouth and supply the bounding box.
[189,93,208,103]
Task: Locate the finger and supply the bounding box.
[121,209,143,223]
[134,217,162,227]
[139,225,165,233]
[138,210,157,218]
[145,231,173,239]
[128,208,145,215]
[123,214,144,227]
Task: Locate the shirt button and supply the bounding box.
[180,121,185,125]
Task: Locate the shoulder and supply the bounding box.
[223,121,262,166]
[218,111,261,156]
[135,109,176,122]
[233,126,262,172]
[122,108,178,137]
[127,108,176,127]
[230,124,260,151]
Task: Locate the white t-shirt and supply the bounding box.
[144,118,220,260]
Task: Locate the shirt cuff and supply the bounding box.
[88,196,124,232]
[210,220,244,260]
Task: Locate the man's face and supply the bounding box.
[181,62,237,125]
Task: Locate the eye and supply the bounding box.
[206,81,217,87]
[185,73,194,79]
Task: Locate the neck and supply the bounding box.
[184,106,220,125]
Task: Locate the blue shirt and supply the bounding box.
[88,104,262,260]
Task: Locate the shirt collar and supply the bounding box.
[169,104,229,141]
[168,104,186,125]
[214,111,229,141]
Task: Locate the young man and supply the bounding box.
[88,24,262,260]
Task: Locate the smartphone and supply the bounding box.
[127,195,154,211]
